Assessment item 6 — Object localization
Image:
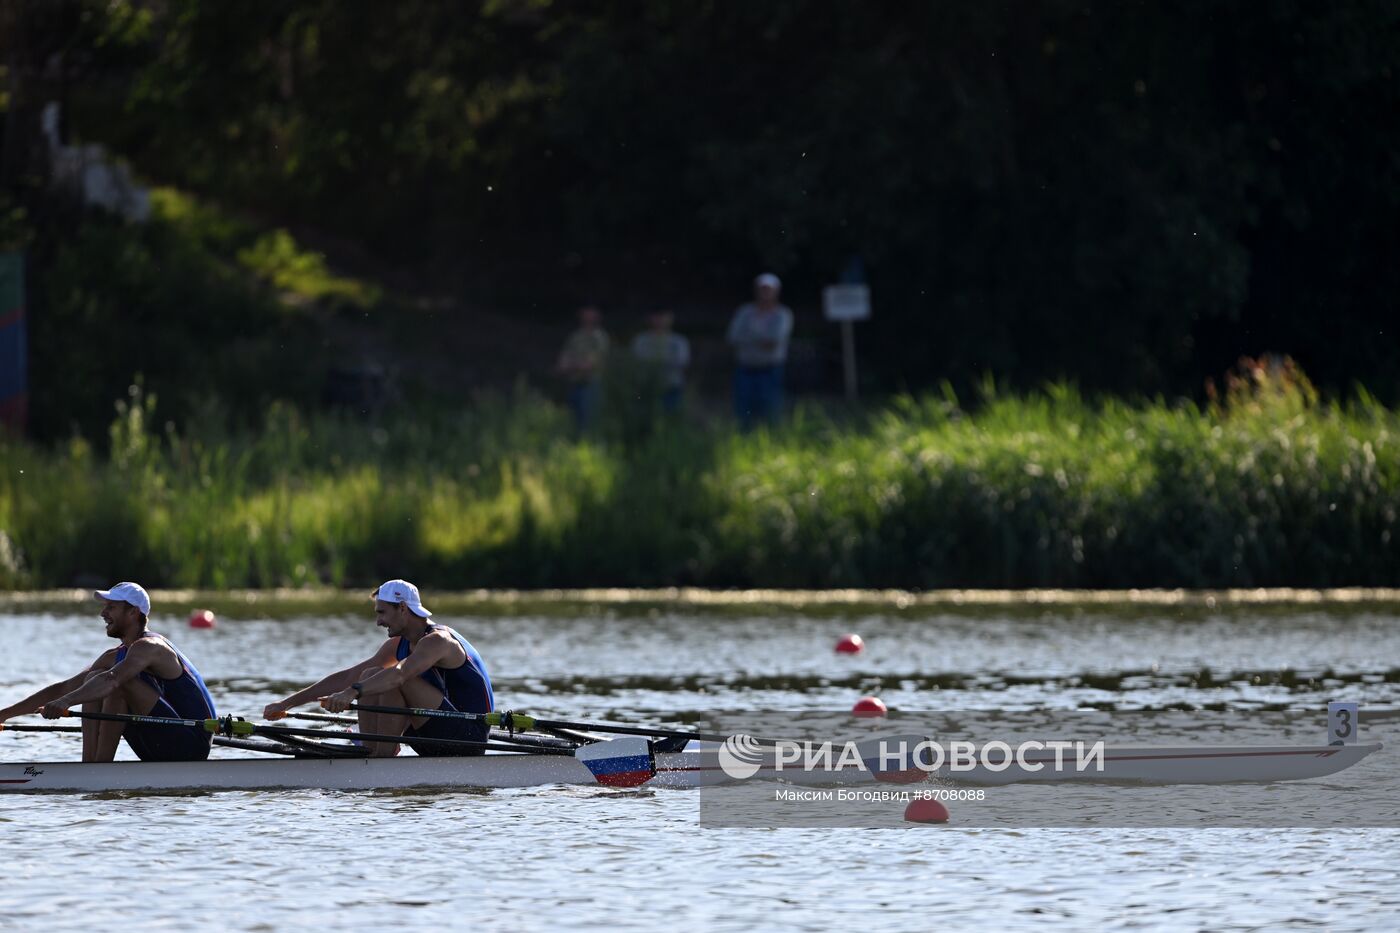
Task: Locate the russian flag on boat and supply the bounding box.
[576,737,655,787]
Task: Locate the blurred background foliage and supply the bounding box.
[3,0,1398,431]
[3,1,1400,588]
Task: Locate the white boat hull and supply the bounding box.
[0,742,1381,793]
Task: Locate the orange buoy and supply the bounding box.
[904,798,950,824]
[835,633,865,655]
[851,695,887,717]
[188,609,217,629]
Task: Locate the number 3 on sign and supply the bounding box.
[1327,702,1359,745]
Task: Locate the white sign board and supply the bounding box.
[823,284,871,322]
[1327,701,1359,745]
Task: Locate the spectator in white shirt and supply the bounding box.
[725,273,793,430]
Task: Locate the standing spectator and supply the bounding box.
[726,273,793,431]
[631,309,690,413]
[556,305,609,433]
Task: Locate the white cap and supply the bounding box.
[94,582,151,616]
[373,579,433,618]
[754,272,781,290]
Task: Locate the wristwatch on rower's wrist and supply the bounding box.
[351,683,364,699]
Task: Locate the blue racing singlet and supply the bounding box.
[396,623,494,713]
[116,632,218,720]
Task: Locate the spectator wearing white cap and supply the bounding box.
[726,273,794,431]
[0,582,218,762]
[263,579,495,757]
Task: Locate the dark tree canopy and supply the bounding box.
[5,0,1399,411]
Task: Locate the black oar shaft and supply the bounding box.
[287,711,355,724]
[213,736,301,756]
[347,701,770,746]
[66,709,208,729]
[293,709,577,751]
[349,701,481,723]
[534,718,735,744]
[0,724,83,733]
[247,721,567,756]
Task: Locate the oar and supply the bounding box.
[3,716,340,758]
[291,709,580,751]
[62,709,216,730]
[51,710,518,755]
[343,702,754,786]
[344,701,769,747]
[252,729,369,759]
[52,709,578,758]
[220,718,571,756]
[214,736,303,757]
[286,710,355,724]
[63,707,598,754]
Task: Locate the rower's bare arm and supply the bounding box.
[262,665,369,718]
[0,650,118,721]
[351,633,454,697]
[44,643,165,715]
[264,642,398,719]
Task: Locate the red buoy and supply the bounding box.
[188,609,217,629]
[852,695,887,717]
[835,633,865,655]
[904,799,950,824]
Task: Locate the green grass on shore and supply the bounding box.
[3,368,1398,590]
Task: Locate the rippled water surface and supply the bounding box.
[1,598,1398,930]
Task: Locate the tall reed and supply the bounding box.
[4,370,1398,589]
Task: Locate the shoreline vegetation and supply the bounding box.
[6,587,1400,616]
[3,365,1399,592]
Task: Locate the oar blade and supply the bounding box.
[575,736,656,787]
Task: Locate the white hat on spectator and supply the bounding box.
[754,273,782,290]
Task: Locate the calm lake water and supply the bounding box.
[1,597,1398,931]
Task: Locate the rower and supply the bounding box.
[262,579,494,757]
[0,582,217,762]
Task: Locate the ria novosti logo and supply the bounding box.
[715,734,1107,780]
[717,734,766,779]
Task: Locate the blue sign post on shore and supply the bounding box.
[0,253,27,436]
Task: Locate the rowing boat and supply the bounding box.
[0,740,1380,793]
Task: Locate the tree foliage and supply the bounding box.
[6,0,1400,401]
